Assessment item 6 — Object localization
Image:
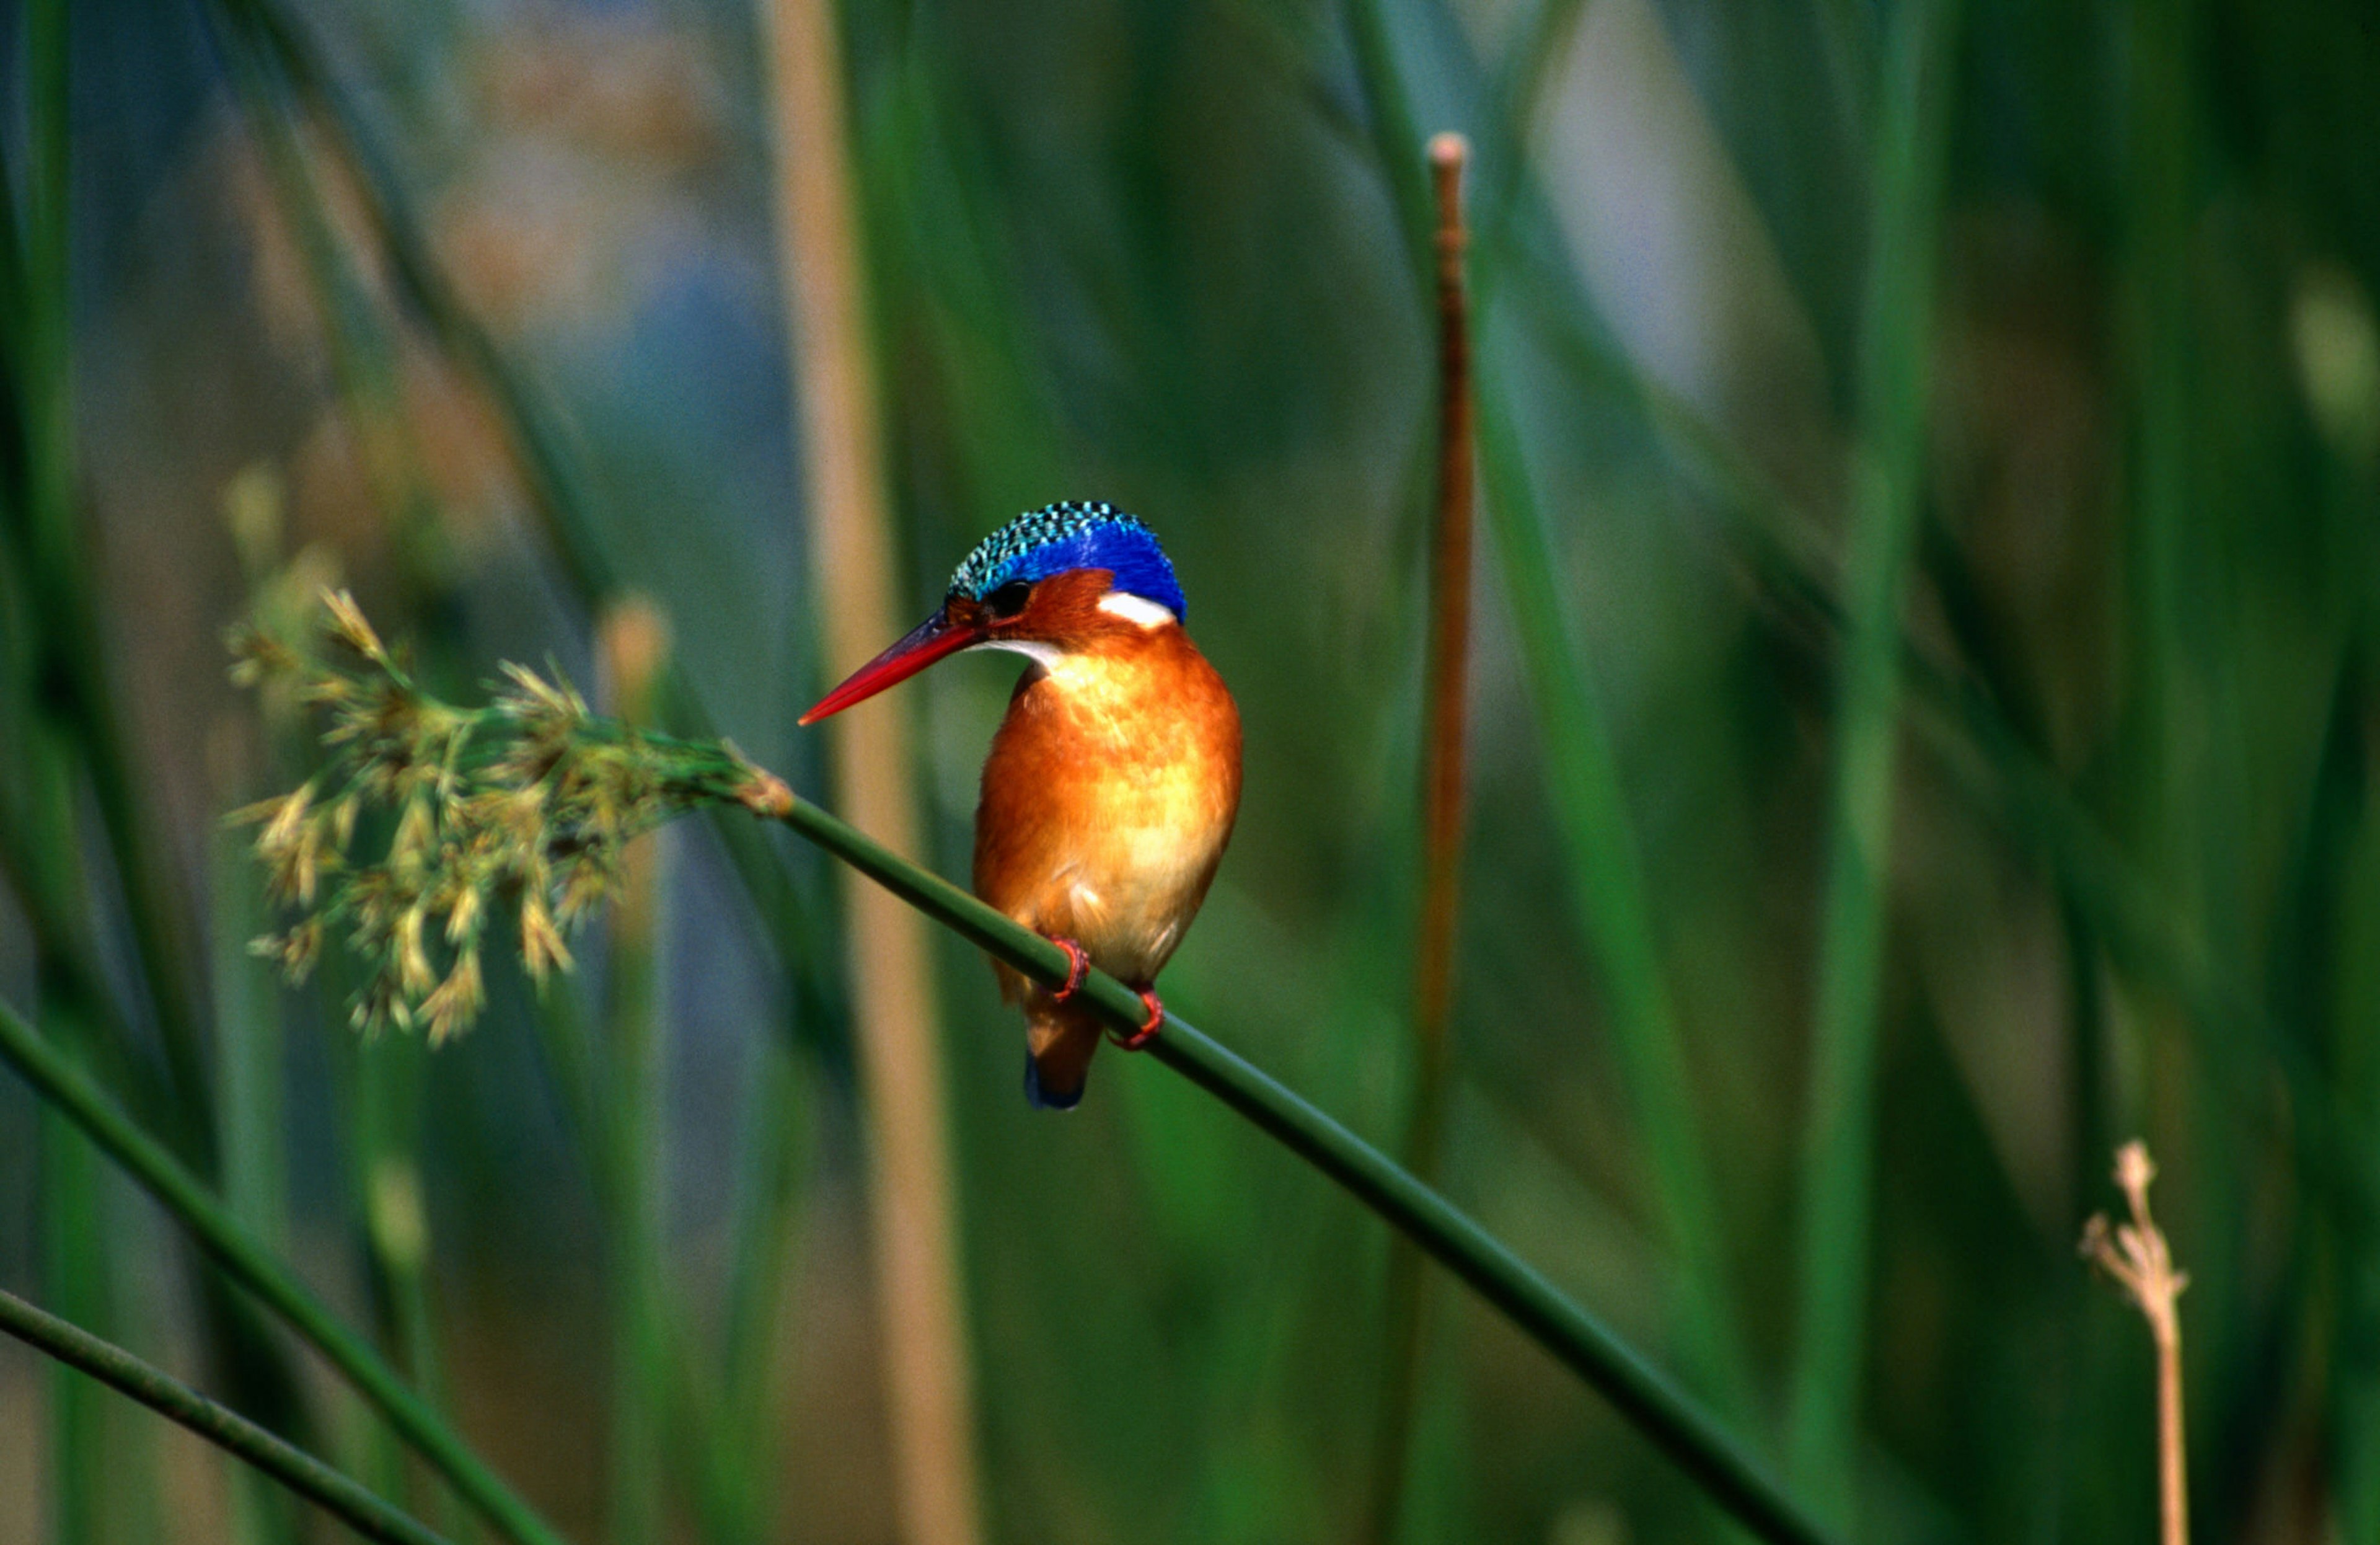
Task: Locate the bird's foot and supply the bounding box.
[1109,989,1165,1051]
[1046,937,1090,1003]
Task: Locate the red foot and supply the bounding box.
[1110,989,1165,1051]
[1047,937,1090,1003]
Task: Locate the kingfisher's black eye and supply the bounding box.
[985,580,1032,619]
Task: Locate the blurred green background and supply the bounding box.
[2,0,2378,1541]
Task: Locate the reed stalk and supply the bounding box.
[736,776,1838,1545]
[217,593,1838,1545]
[1783,0,1958,1516]
[17,12,154,1538]
[0,1288,450,1545]
[1351,0,1756,1440]
[19,0,217,1174]
[0,996,574,1545]
[39,1006,110,1545]
[1368,131,1479,1543]
[209,730,302,1545]
[599,600,673,1545]
[764,4,982,1544]
[691,1035,808,1545]
[1474,384,1755,1415]
[1486,118,2349,1237]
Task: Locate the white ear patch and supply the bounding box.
[1097,591,1178,629]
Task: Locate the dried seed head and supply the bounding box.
[322,588,387,663]
[235,592,782,1040]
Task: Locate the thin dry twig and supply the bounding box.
[2081,1140,2189,1545]
[1372,129,1478,1542]
[1414,131,1477,1106]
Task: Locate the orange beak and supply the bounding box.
[798,609,985,725]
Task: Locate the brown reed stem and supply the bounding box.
[1416,134,1477,1143]
[2081,1141,2188,1545]
[1370,130,1478,1541]
[761,4,982,1543]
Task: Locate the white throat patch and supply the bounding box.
[1096,591,1178,629]
[972,637,1065,670]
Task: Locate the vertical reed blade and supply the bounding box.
[763,2,983,1542]
[1783,0,1961,1515]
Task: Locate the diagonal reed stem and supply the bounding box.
[220,590,1835,1544]
[722,775,1840,1545]
[0,996,573,1545]
[0,1288,449,1545]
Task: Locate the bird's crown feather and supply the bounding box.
[946,501,1186,619]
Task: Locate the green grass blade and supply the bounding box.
[599,607,672,1545]
[1475,378,1755,1415]
[0,1288,451,1545]
[209,760,302,1545]
[1783,0,1961,1514]
[680,1034,807,1545]
[19,0,218,1175]
[40,1076,108,1545]
[0,994,575,1545]
[1346,0,1757,1433]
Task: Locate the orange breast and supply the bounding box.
[971,625,1242,989]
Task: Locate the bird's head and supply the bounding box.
[800,500,1188,725]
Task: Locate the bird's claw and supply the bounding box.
[1047,937,1090,1003]
[1110,990,1165,1051]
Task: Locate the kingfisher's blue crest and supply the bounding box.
[946,501,1187,620]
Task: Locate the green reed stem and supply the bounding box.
[600,605,672,1545]
[0,994,574,1545]
[738,779,1839,1545]
[697,1036,807,1545]
[210,772,304,1545]
[40,1007,110,1545]
[20,0,219,1174]
[1343,0,1437,294]
[1475,381,1756,1415]
[1358,0,1758,1432]
[1512,223,2377,1244]
[1783,0,1959,1515]
[0,1288,450,1545]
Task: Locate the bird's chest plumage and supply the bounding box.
[971,632,1242,987]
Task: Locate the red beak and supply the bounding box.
[799,609,984,725]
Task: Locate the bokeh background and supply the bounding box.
[1,0,2378,1541]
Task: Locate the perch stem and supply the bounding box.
[0,1288,449,1545]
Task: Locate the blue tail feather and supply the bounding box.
[1023,1051,1083,1111]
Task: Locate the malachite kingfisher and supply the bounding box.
[801,502,1243,1109]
